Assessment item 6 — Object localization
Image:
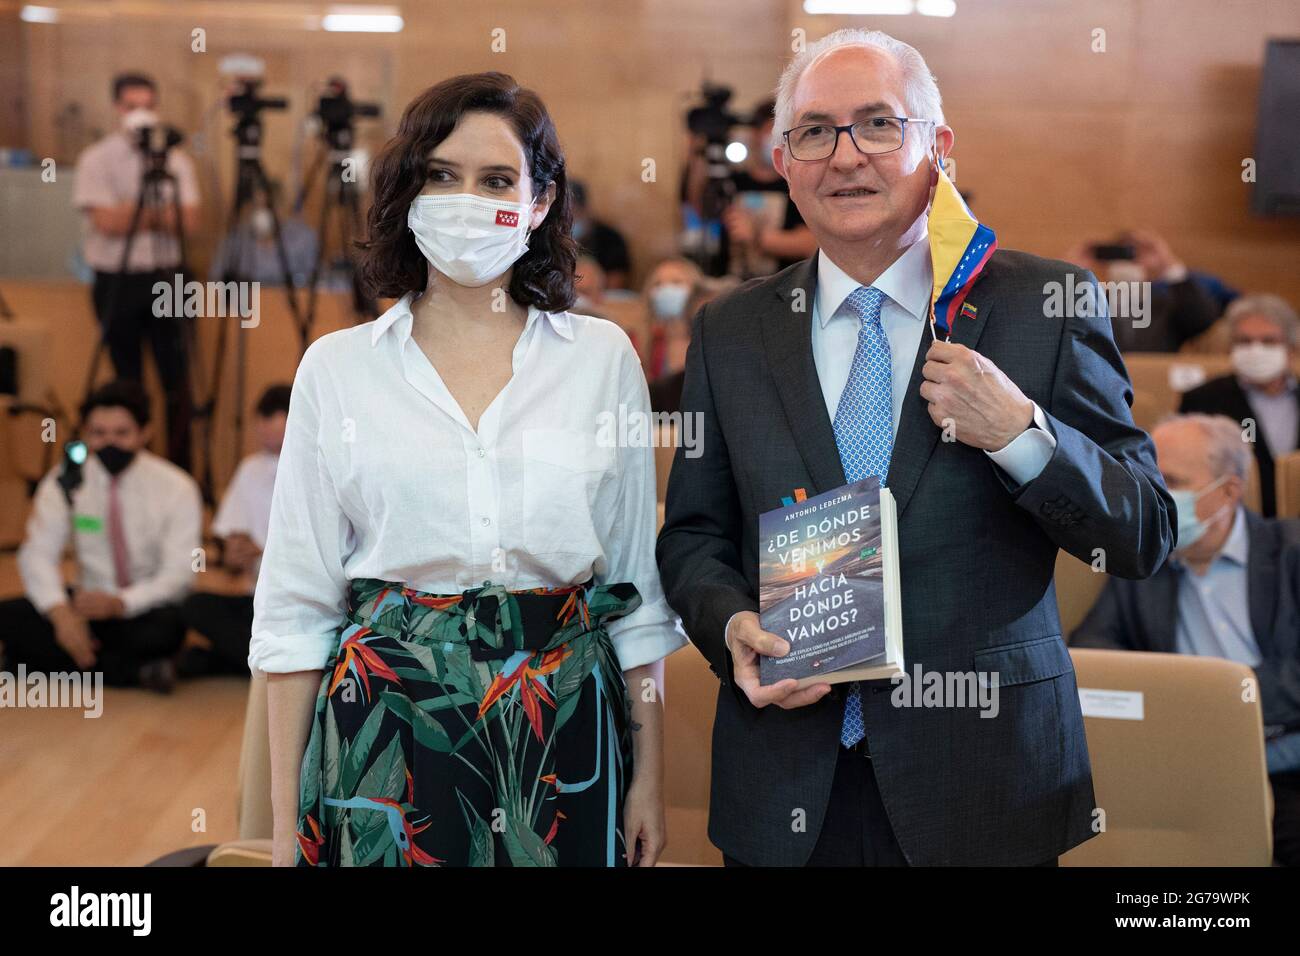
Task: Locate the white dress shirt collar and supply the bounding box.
[370,290,575,347]
[816,235,932,329]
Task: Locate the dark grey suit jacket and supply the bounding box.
[655,249,1175,866]
[1179,376,1300,518]
[1070,510,1300,733]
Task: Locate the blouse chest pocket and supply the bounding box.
[520,427,616,555]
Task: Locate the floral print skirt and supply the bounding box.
[295,576,641,867]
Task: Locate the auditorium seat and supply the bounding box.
[1275,451,1300,519]
[1245,454,1263,513]
[1123,353,1233,421]
[205,839,273,866]
[1054,549,1107,636]
[1128,389,1164,432]
[1061,648,1273,866]
[660,645,724,865]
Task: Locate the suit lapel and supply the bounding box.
[886,274,995,518]
[762,257,847,495]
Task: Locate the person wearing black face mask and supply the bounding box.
[96,443,136,476]
[0,381,202,692]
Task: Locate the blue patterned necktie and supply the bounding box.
[831,285,892,748]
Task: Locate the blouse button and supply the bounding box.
[477,448,485,458]
[481,516,491,526]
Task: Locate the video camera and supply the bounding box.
[314,77,381,150]
[686,83,746,145]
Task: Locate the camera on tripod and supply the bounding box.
[686,82,745,147]
[315,77,381,149]
[227,78,288,121]
[132,124,184,166]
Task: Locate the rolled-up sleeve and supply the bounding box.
[597,342,688,671]
[249,341,352,673]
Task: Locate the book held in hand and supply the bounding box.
[758,477,903,687]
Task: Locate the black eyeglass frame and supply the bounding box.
[781,116,936,161]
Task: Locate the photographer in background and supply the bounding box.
[682,98,816,279]
[1066,228,1218,352]
[73,73,201,470]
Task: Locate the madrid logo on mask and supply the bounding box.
[495,209,520,227]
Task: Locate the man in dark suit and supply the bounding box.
[1070,413,1300,865]
[1179,294,1300,517]
[655,28,1175,866]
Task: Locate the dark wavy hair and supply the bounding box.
[356,72,577,312]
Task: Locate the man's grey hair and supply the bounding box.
[1225,293,1300,347]
[773,28,945,153]
[1157,413,1252,482]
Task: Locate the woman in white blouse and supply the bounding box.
[251,72,685,867]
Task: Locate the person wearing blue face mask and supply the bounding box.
[1071,413,1300,866]
[641,257,702,380]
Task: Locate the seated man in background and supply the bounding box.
[1070,413,1300,865]
[179,384,289,677]
[0,381,202,692]
[1180,294,1299,517]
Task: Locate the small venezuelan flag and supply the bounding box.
[929,166,996,340]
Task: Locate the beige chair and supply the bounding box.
[660,647,724,866]
[1245,454,1263,514]
[1054,550,1108,637]
[1062,648,1273,866]
[1275,451,1300,519]
[1128,389,1164,433]
[206,840,273,866]
[1123,353,1235,418]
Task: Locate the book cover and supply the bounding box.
[758,477,902,687]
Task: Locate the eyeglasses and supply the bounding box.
[782,116,934,161]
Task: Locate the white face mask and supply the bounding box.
[407,193,538,287]
[649,283,691,320]
[1231,341,1289,385]
[122,108,159,133]
[251,208,274,239]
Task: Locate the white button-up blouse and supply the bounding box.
[248,292,686,674]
